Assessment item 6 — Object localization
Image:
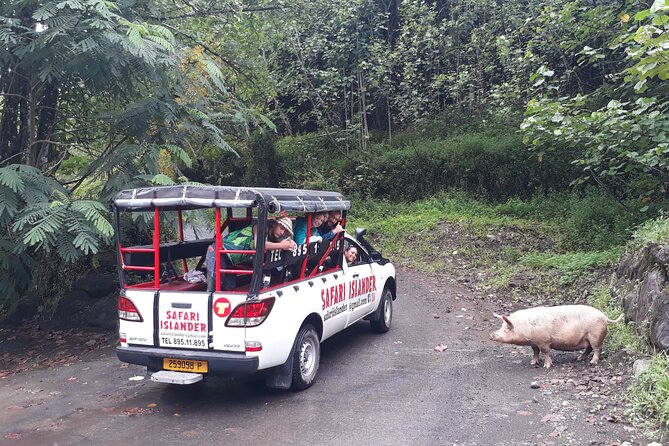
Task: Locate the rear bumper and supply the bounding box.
[116,345,259,375]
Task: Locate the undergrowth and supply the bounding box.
[627,353,669,436]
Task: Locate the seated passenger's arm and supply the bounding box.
[320,224,344,242]
[266,238,296,251]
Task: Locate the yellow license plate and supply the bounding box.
[163,358,208,373]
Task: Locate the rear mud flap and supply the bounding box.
[265,329,299,390]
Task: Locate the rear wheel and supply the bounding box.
[291,324,320,390]
[370,287,393,333]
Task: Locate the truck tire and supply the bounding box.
[370,286,393,333]
[291,324,320,390]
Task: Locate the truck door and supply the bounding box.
[344,240,377,325]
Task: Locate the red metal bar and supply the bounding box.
[215,208,222,292]
[219,269,253,275]
[153,208,160,288]
[123,265,156,272]
[120,247,155,253]
[218,249,255,255]
[299,213,313,279]
[309,234,341,277]
[177,207,188,273]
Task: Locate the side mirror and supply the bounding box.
[370,251,382,263]
[355,228,367,240]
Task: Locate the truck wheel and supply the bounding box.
[370,287,393,333]
[291,324,320,390]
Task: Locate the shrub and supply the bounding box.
[374,132,578,201]
[629,353,669,430]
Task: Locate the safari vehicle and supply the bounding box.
[112,185,396,390]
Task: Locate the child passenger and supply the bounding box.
[206,217,295,290]
[292,212,328,244]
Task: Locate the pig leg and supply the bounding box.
[590,346,602,365]
[577,344,593,362]
[588,328,607,365]
[530,346,540,366]
[541,347,553,368]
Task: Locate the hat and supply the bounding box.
[274,217,293,236]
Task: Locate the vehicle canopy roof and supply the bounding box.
[112,185,350,213]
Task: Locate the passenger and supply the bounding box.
[293,212,328,244]
[206,217,295,290]
[319,210,345,242]
[344,246,358,266]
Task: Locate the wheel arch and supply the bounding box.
[384,277,397,300]
[302,312,323,340]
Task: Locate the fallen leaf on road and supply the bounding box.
[434,343,447,352]
[67,376,77,381]
[147,403,158,408]
[4,433,21,440]
[122,407,152,416]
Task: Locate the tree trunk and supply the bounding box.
[0,72,25,161]
[35,83,60,169]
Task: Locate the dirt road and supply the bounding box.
[0,267,645,445]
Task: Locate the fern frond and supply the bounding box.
[0,185,20,223]
[0,166,25,193]
[70,200,114,236]
[165,144,192,168]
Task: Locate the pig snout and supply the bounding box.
[489,330,502,342]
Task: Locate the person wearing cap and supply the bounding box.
[206,217,296,290]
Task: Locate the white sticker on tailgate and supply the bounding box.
[158,293,209,349]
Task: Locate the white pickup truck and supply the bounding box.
[112,185,396,390]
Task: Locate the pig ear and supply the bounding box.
[501,315,514,329]
[493,312,503,320]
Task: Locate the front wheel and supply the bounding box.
[370,287,393,333]
[291,324,320,390]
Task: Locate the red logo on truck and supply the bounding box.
[213,297,232,318]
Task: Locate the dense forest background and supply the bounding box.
[1,0,669,304]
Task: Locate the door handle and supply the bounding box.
[352,273,359,278]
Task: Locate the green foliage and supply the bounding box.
[244,131,280,187]
[522,0,669,199]
[521,249,623,285]
[628,353,669,430]
[0,165,113,302]
[495,190,656,251]
[629,213,669,248]
[374,131,577,201]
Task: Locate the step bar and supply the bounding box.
[150,370,203,385]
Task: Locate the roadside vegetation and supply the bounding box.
[348,188,669,436]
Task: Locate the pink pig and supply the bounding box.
[489,305,623,368]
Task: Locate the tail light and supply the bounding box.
[245,341,263,352]
[119,296,143,322]
[226,298,275,327]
